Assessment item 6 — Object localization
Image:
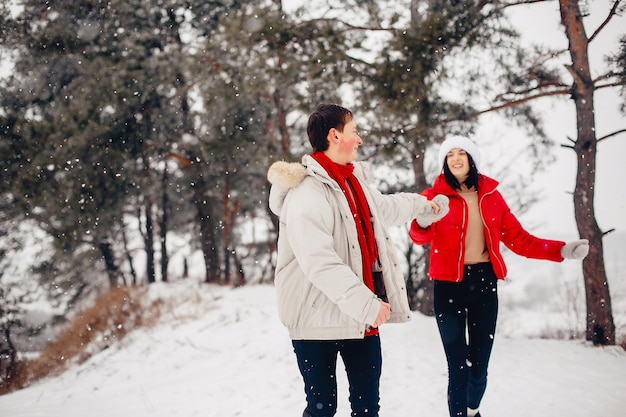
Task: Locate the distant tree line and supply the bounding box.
[0,0,623,359]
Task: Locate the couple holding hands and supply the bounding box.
[267,104,588,417]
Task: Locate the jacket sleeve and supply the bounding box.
[368,186,433,227]
[354,161,433,227]
[407,187,438,245]
[409,218,434,245]
[284,183,381,326]
[498,194,565,262]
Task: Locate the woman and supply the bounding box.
[409,135,589,417]
[267,104,448,417]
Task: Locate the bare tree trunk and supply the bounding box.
[274,88,291,159]
[0,325,17,393]
[121,227,137,285]
[559,0,615,345]
[232,250,246,287]
[221,171,242,284]
[160,167,169,283]
[222,172,232,284]
[98,241,122,287]
[144,196,156,284]
[191,172,220,283]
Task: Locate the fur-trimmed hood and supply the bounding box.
[267,160,307,190]
[267,160,308,217]
[267,155,373,217]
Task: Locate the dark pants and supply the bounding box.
[434,263,499,417]
[292,335,382,417]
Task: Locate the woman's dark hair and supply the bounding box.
[307,104,353,152]
[443,152,480,191]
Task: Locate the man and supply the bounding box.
[267,104,449,417]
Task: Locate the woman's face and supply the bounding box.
[446,147,470,182]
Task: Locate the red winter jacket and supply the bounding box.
[409,174,565,282]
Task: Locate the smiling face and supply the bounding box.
[445,147,470,183]
[328,119,363,165]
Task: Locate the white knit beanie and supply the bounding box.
[437,135,481,171]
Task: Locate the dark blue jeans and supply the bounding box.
[292,335,382,417]
[434,262,499,417]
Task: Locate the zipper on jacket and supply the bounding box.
[457,197,468,282]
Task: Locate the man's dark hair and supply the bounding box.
[443,153,480,191]
[307,104,353,152]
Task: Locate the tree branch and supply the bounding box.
[494,80,568,99]
[477,88,570,116]
[598,128,626,142]
[497,0,553,11]
[595,81,626,90]
[564,63,585,86]
[593,71,626,84]
[588,0,624,44]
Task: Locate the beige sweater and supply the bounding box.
[459,188,490,265]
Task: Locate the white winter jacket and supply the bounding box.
[267,155,434,340]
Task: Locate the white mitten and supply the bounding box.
[560,239,589,260]
[415,195,449,228]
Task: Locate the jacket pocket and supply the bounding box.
[302,282,322,308]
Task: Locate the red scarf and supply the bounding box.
[311,152,379,335]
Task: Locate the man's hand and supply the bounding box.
[428,199,440,214]
[415,195,449,228]
[372,301,391,328]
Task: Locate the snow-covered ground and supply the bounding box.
[1,268,625,417]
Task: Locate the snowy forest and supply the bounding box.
[1,0,625,399]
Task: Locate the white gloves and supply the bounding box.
[415,195,449,228]
[561,239,589,260]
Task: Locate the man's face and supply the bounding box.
[334,120,362,164]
